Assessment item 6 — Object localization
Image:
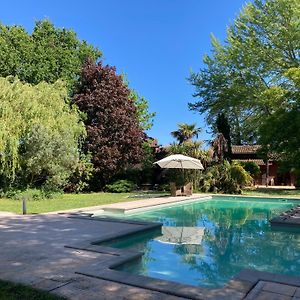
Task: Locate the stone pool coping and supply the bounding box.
[93,195,212,215]
[65,215,300,300]
[48,193,300,216]
[48,193,211,216]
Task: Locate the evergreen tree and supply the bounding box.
[216,113,232,160]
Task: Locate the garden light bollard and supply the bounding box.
[22,197,27,215]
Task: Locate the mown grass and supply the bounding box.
[243,188,300,198]
[0,192,167,214]
[1,188,299,214]
[0,280,64,300]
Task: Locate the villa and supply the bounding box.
[232,145,296,186]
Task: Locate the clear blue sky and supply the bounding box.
[0,0,248,145]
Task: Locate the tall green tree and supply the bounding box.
[130,90,156,131]
[171,123,201,144]
[189,0,300,144]
[259,68,300,183]
[0,19,101,90]
[74,60,144,189]
[0,77,85,190]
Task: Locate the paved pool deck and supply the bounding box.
[1,195,300,299]
[48,193,211,216]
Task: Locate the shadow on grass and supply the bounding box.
[0,279,65,300]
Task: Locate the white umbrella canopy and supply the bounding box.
[155,226,205,245]
[154,154,204,170]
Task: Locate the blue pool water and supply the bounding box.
[99,196,300,288]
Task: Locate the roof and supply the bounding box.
[232,145,261,154]
[233,159,269,166]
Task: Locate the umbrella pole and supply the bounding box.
[181,161,184,194]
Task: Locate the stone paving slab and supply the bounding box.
[52,276,186,300]
[0,213,190,299]
[1,213,300,299]
[48,193,211,215]
[0,211,16,216]
[96,194,211,214]
[244,280,300,299]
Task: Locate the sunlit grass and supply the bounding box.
[0,192,167,214]
[243,188,300,198]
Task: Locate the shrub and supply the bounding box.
[239,161,261,177]
[65,153,94,193]
[1,188,60,201]
[199,161,252,194]
[230,162,252,187]
[105,180,136,193]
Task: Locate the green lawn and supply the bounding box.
[0,280,64,300]
[0,192,167,214]
[1,189,299,214]
[243,188,300,198]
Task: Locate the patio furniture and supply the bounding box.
[170,182,193,196]
[154,154,203,197]
[170,182,183,196]
[183,182,193,196]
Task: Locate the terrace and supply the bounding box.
[1,194,300,299]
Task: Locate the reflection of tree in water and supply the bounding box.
[153,201,300,285]
[120,200,300,286]
[115,230,159,275]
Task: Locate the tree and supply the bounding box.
[0,19,101,90]
[215,113,232,160]
[189,0,300,144]
[0,77,85,190]
[212,133,228,163]
[171,123,201,144]
[130,90,156,131]
[73,60,144,188]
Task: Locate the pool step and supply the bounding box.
[99,195,212,215]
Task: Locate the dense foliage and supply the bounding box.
[189,0,300,143]
[199,161,252,194]
[0,77,85,190]
[130,90,156,131]
[0,20,101,90]
[74,61,144,188]
[240,161,261,177]
[0,19,156,193]
[215,113,232,160]
[105,179,136,193]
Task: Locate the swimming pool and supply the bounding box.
[97,196,300,288]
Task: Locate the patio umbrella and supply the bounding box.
[156,226,205,245]
[154,154,204,170]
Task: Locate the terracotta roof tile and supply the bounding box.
[232,145,261,154]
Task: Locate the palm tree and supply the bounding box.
[171,123,201,144]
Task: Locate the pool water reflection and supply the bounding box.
[100,197,300,288]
